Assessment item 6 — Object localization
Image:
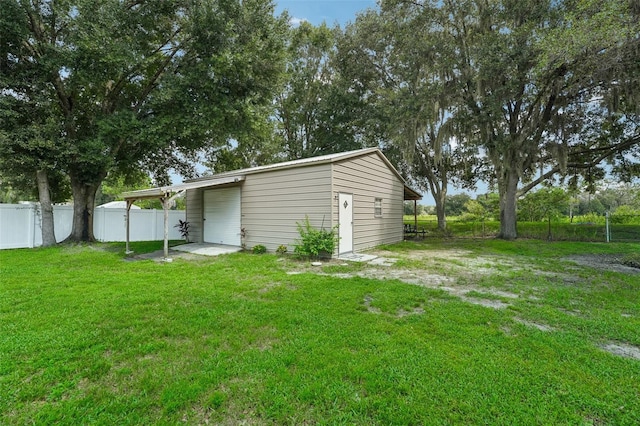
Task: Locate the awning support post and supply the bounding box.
[161,194,170,261]
[125,199,135,254]
[160,190,185,262]
[414,200,418,232]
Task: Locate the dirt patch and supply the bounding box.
[286,247,605,311]
[322,268,519,309]
[396,307,425,318]
[363,295,381,314]
[363,295,425,318]
[558,308,582,317]
[513,317,556,332]
[460,296,511,309]
[402,248,473,260]
[601,342,640,360]
[286,248,537,310]
[565,254,640,275]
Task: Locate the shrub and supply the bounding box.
[294,215,337,259]
[276,244,288,255]
[173,220,190,241]
[573,213,604,225]
[252,244,267,254]
[610,206,640,224]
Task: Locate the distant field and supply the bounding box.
[1,239,639,424]
[403,216,640,242]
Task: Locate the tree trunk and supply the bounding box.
[426,171,447,232]
[36,169,57,247]
[66,173,103,242]
[434,193,447,232]
[498,168,519,240]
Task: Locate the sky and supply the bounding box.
[274,0,378,27]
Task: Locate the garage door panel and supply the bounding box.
[203,187,241,246]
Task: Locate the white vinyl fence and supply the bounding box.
[0,204,185,249]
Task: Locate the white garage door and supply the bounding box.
[203,186,241,246]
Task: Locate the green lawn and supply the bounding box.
[1,240,639,424]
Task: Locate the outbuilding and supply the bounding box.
[123,148,421,257]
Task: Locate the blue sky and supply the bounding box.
[274,0,378,27]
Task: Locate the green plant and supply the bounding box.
[611,205,640,224]
[252,244,267,254]
[294,215,337,259]
[240,228,247,250]
[173,220,190,241]
[276,244,288,255]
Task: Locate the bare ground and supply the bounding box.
[285,247,640,360]
[565,254,640,275]
[290,248,535,310]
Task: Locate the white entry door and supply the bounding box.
[338,193,353,254]
[203,187,241,246]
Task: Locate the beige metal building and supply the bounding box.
[124,148,421,256]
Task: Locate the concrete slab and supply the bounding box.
[171,243,242,257]
[339,252,378,262]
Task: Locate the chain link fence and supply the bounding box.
[406,214,640,242]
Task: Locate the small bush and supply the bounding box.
[573,213,604,225]
[252,244,267,254]
[610,206,640,224]
[294,215,337,259]
[173,220,190,241]
[276,245,288,255]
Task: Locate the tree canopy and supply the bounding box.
[338,0,640,238]
[0,0,288,241]
[2,0,639,243]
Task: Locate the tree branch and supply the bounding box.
[518,133,640,196]
[133,44,181,113]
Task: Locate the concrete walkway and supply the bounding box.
[171,243,242,256]
[127,243,242,262]
[338,252,378,262]
[338,252,398,267]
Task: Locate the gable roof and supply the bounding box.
[123,148,422,200]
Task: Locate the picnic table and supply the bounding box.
[404,223,426,238]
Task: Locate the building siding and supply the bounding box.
[242,164,332,252]
[186,188,204,243]
[332,152,404,252]
[185,150,408,254]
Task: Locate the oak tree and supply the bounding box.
[1,0,287,241]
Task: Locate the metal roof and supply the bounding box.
[123,148,422,200]
[122,175,245,200]
[185,147,382,182]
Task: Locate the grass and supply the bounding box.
[1,240,640,424]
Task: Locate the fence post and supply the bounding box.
[29,205,36,248]
[605,211,610,243]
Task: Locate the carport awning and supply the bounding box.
[121,175,245,260]
[404,185,422,201]
[122,175,245,200]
